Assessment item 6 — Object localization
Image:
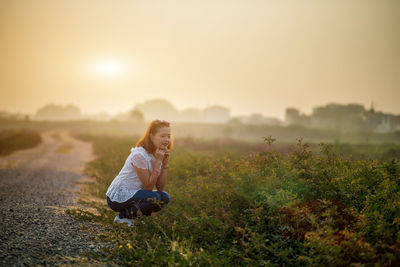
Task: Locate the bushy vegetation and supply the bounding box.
[0,129,42,156]
[74,134,400,266]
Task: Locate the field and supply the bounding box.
[2,118,400,144]
[0,129,42,156]
[71,134,400,266]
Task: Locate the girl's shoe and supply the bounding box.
[114,215,133,227]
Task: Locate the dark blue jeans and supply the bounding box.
[107,190,170,219]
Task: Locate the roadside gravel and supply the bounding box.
[0,132,112,266]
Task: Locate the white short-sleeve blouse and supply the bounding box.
[106,146,161,203]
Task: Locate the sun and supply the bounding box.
[93,60,124,77]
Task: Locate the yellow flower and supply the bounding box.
[119,245,123,248]
[127,243,132,249]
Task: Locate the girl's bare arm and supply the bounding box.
[156,167,167,191]
[132,159,162,190]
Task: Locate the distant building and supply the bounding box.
[203,105,230,123]
[366,108,400,133]
[311,103,365,131]
[238,113,282,125]
[285,107,311,127]
[134,99,179,122]
[178,108,202,123]
[285,108,301,125]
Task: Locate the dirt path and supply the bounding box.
[0,131,107,266]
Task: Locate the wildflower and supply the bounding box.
[171,241,178,251]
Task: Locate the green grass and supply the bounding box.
[73,134,400,266]
[0,129,42,156]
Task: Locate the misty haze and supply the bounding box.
[1,1,399,266]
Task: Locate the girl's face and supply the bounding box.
[150,126,171,150]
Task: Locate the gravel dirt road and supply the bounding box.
[0,131,108,266]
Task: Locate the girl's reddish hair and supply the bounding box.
[136,120,174,153]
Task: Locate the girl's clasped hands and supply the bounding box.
[155,147,170,166]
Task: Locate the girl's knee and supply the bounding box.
[158,191,170,204]
[136,190,161,202]
[146,191,161,202]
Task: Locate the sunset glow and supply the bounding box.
[0,0,399,118]
[93,61,124,77]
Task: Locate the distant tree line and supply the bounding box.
[34,104,82,121]
[285,103,400,133]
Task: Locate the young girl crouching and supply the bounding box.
[106,119,172,226]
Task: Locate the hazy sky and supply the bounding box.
[1,0,399,120]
